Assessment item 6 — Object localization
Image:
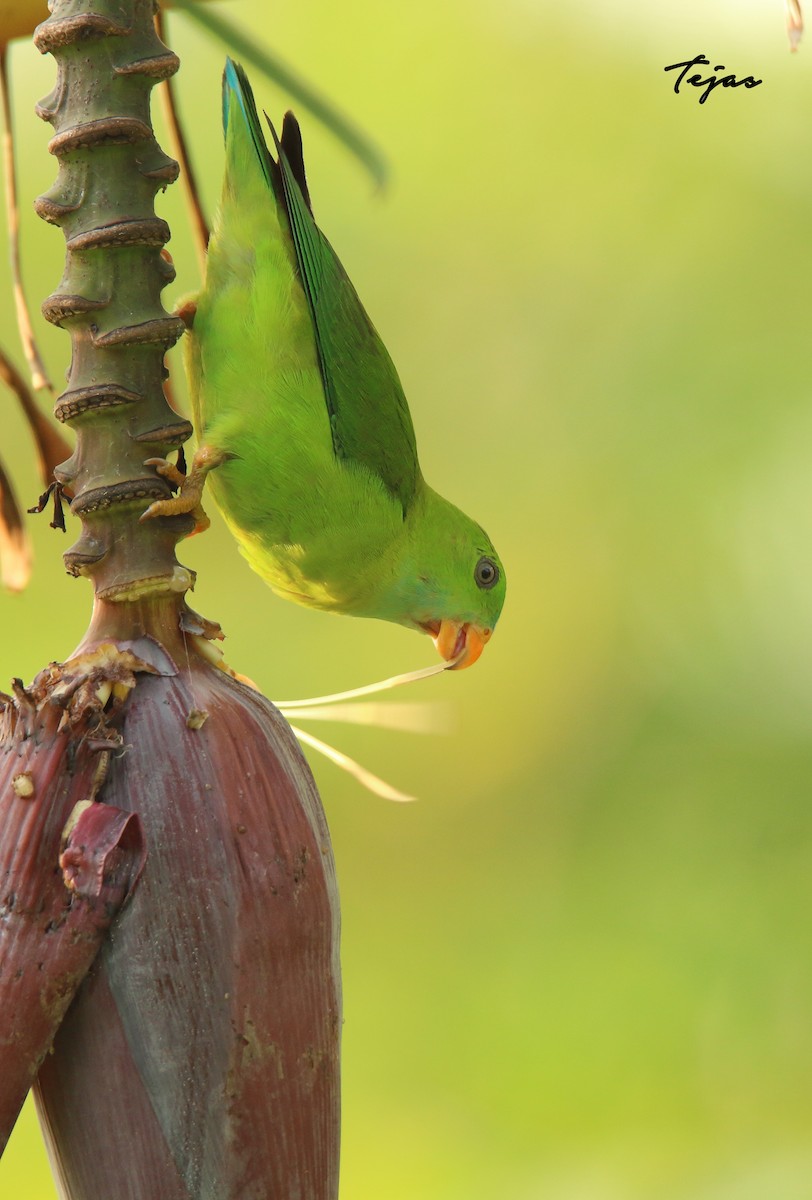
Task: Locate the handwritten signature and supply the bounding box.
[664,54,762,104]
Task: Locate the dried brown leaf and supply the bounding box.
[788,0,804,50]
[0,343,71,486]
[0,452,31,591]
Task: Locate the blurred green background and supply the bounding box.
[3,1,812,1197]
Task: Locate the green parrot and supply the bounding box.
[147,59,505,669]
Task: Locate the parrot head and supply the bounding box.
[390,488,506,670]
[418,602,497,673]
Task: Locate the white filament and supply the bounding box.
[289,725,417,803]
[274,657,461,801]
[277,700,451,734]
[273,654,460,710]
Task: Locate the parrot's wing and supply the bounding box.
[223,60,420,511]
[271,112,421,513]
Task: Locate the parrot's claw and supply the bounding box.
[144,458,187,490]
[140,445,232,535]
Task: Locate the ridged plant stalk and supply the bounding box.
[0,3,341,1197]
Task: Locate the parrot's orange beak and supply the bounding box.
[429,619,492,670]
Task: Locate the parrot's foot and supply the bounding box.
[140,445,231,534]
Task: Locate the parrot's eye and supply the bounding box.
[474,556,499,590]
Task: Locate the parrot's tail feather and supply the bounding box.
[288,725,417,803]
[222,56,277,193]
